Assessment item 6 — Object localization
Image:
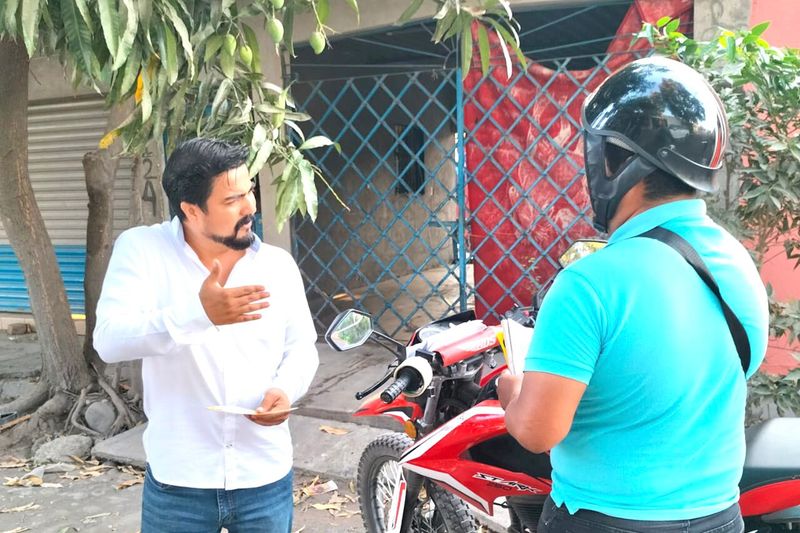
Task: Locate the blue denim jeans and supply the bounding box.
[141,465,293,533]
[538,496,744,533]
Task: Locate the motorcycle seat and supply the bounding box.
[741,418,800,491]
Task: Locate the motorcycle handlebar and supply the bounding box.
[380,370,414,403]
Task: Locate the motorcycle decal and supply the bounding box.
[473,472,539,493]
[402,463,494,515]
[355,394,423,421]
[387,471,407,533]
[426,321,501,367]
[400,404,505,463]
[739,478,800,517]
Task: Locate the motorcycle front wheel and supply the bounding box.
[357,433,478,533]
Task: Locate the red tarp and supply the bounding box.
[464,0,693,320]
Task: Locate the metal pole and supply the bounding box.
[456,68,468,313]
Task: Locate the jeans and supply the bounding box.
[141,465,293,533]
[537,496,744,533]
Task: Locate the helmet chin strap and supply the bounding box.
[592,156,657,233]
[585,133,657,233]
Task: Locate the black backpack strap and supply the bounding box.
[638,226,751,374]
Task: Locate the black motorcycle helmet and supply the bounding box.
[581,56,729,233]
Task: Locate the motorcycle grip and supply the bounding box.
[380,371,414,403]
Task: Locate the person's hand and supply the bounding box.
[497,370,523,410]
[247,388,291,426]
[200,259,269,325]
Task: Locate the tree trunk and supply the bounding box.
[0,37,92,394]
[130,155,145,227]
[82,104,128,373]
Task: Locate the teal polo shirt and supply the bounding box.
[525,199,769,520]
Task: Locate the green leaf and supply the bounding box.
[161,21,178,84]
[210,78,233,119]
[113,0,138,70]
[665,18,680,34]
[656,16,672,28]
[242,23,261,73]
[477,22,490,76]
[751,21,770,37]
[726,35,736,61]
[21,0,42,57]
[5,0,20,35]
[161,2,194,77]
[119,41,141,95]
[397,0,424,25]
[299,160,318,220]
[251,123,268,151]
[98,0,119,60]
[432,9,457,43]
[219,49,235,78]
[204,34,224,64]
[276,173,302,233]
[283,2,294,56]
[249,139,273,178]
[489,19,528,70]
[299,135,334,151]
[344,0,359,23]
[137,0,152,30]
[285,120,305,141]
[61,0,96,80]
[317,0,329,25]
[460,23,473,77]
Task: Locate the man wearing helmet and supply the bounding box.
[498,57,769,532]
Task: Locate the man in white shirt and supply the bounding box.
[94,138,319,532]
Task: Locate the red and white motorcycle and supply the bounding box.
[325,241,800,533]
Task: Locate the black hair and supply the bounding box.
[641,168,698,201]
[605,142,697,201]
[162,138,249,221]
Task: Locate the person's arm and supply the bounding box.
[94,230,269,363]
[500,371,586,453]
[499,270,604,453]
[268,257,319,405]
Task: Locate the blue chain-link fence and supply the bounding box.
[289,2,662,338]
[291,68,470,337]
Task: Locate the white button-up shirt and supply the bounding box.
[94,218,318,489]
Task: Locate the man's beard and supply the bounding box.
[209,215,255,251]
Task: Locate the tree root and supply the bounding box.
[69,388,101,437]
[0,391,73,455]
[0,381,49,416]
[95,371,135,436]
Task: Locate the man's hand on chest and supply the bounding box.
[200,259,270,325]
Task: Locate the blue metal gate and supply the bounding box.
[290,2,662,337]
[292,68,469,338]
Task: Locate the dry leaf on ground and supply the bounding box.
[118,465,143,476]
[0,457,29,469]
[116,477,143,490]
[319,425,349,436]
[302,479,338,497]
[312,503,342,511]
[2,527,31,533]
[4,476,42,487]
[0,502,40,513]
[82,512,111,523]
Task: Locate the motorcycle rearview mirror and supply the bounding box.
[325,310,374,351]
[558,239,607,268]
